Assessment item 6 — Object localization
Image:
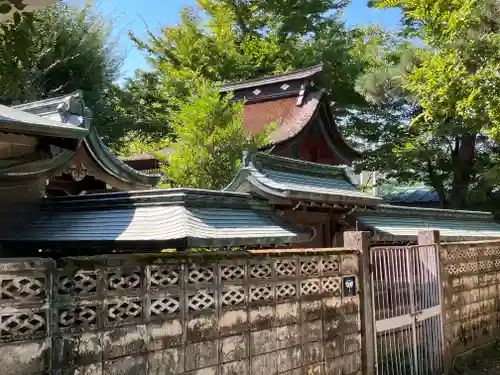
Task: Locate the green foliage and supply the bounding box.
[117,0,388,185]
[113,131,171,158]
[0,2,134,145]
[0,0,27,15]
[161,79,271,190]
[352,0,500,208]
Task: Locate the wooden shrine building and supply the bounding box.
[225,152,500,246]
[2,87,500,253]
[0,189,311,254]
[225,152,381,248]
[0,101,312,253]
[122,64,360,172]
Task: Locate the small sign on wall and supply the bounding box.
[342,275,357,297]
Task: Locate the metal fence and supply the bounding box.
[371,245,444,375]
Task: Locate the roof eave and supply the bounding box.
[84,124,161,189]
[317,96,362,162]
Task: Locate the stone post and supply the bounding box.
[343,231,374,375]
[417,230,440,247]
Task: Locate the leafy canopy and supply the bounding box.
[117,0,382,186]
[352,0,500,208]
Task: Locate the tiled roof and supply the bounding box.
[225,152,381,207]
[356,204,500,241]
[0,101,87,150]
[0,189,311,249]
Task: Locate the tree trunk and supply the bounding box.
[426,159,447,208]
[449,134,476,209]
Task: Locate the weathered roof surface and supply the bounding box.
[0,102,87,150]
[378,183,439,204]
[221,65,322,147]
[245,90,323,145]
[222,65,360,163]
[225,152,381,207]
[13,91,160,189]
[84,125,161,189]
[356,204,500,241]
[0,189,311,249]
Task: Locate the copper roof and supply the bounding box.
[0,189,312,250]
[220,64,323,93]
[225,152,381,207]
[244,91,322,145]
[13,91,160,189]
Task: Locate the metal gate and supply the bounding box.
[371,245,444,375]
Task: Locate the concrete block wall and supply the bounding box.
[440,240,500,364]
[0,248,363,375]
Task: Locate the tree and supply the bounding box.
[162,79,270,190]
[0,2,133,144]
[353,0,500,208]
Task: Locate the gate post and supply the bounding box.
[417,230,440,248]
[344,231,374,375]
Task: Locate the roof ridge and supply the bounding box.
[249,151,348,177]
[220,63,323,93]
[225,151,381,206]
[12,90,86,117]
[372,203,493,219]
[43,188,271,211]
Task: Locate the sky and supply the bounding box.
[90,0,402,79]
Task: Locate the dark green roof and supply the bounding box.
[0,189,311,250]
[355,204,500,241]
[225,152,381,207]
[13,91,160,189]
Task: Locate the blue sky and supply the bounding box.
[91,0,401,79]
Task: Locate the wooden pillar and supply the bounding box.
[343,231,374,375]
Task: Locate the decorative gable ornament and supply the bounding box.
[67,162,87,182]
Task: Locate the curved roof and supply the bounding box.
[0,103,87,150]
[221,64,360,163]
[12,91,160,190]
[220,64,324,93]
[354,204,500,242]
[225,152,381,207]
[123,64,361,167]
[0,94,88,181]
[0,188,312,250]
